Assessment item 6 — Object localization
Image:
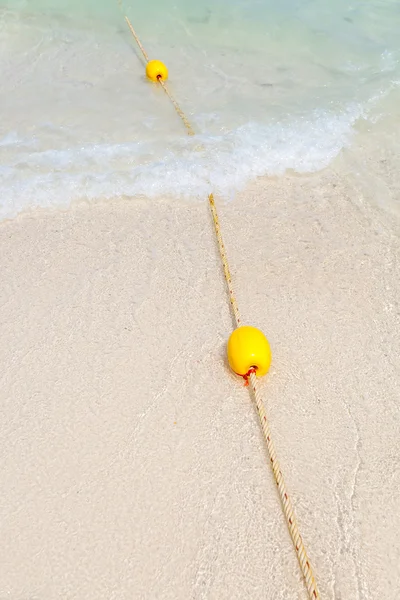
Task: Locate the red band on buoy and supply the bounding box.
[239,367,257,387]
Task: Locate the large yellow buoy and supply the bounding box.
[146,59,168,82]
[227,326,272,379]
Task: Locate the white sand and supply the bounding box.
[0,168,399,599]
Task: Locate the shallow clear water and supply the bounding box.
[0,0,399,217]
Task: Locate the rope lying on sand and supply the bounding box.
[209,194,320,599]
[118,6,321,598]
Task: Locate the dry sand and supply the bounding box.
[0,167,399,599]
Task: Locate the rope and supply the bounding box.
[117,6,321,598]
[124,15,149,62]
[209,193,320,598]
[209,194,241,328]
[249,370,321,599]
[157,78,195,136]
[119,6,195,136]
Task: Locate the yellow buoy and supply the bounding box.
[227,326,272,379]
[146,59,168,82]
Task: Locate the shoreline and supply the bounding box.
[1,168,399,598]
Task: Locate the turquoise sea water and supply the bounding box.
[0,0,399,217]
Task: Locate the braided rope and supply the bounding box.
[124,15,149,62]
[249,369,320,599]
[117,6,321,596]
[120,8,195,136]
[209,192,321,599]
[157,78,195,136]
[209,194,241,327]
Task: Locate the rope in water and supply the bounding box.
[249,370,320,598]
[123,14,149,62]
[119,4,195,136]
[157,76,195,136]
[119,8,321,599]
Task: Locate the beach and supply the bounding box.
[1,161,399,598]
[1,0,400,597]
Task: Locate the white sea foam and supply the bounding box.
[1,105,369,218]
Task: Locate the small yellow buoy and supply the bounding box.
[146,59,168,82]
[227,326,272,379]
